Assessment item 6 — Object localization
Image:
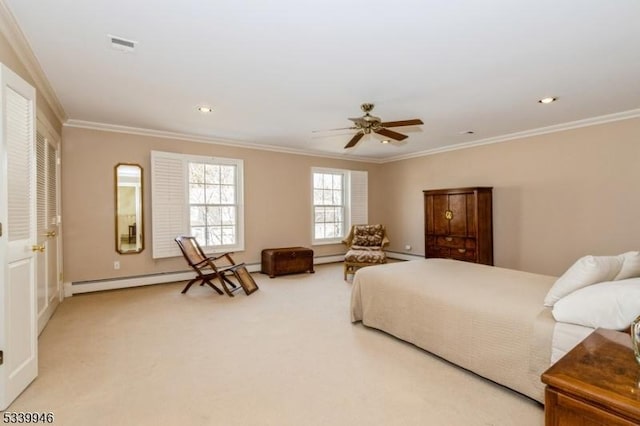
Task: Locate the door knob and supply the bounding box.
[31,245,45,253]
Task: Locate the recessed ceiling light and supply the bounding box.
[381,140,390,144]
[538,97,557,104]
[197,106,212,113]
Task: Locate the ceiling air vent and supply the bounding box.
[108,35,137,53]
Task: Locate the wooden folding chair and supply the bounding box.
[175,236,243,297]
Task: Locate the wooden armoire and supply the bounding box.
[423,187,493,265]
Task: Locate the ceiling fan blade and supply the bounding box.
[312,126,357,133]
[374,128,408,141]
[344,132,364,149]
[379,119,424,128]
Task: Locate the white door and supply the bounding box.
[0,65,37,410]
[35,128,60,334]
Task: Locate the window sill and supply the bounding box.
[202,245,244,255]
[312,239,344,246]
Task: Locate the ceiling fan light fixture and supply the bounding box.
[339,103,423,149]
[197,106,213,113]
[538,97,557,104]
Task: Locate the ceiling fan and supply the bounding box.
[323,103,423,149]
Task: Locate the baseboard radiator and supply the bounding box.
[65,253,371,296]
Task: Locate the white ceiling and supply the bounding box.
[5,0,640,161]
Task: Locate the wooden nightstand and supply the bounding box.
[541,328,640,425]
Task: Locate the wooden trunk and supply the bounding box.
[261,247,314,278]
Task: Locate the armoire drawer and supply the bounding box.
[426,245,476,262]
[434,236,476,249]
[450,248,476,261]
[426,246,450,258]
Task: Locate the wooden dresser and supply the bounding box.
[541,328,640,425]
[423,187,493,265]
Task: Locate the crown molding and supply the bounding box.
[382,108,640,163]
[0,0,67,124]
[64,119,383,164]
[66,107,640,166]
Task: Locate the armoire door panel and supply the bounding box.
[448,194,467,236]
[432,195,449,235]
[425,195,434,234]
[466,193,477,236]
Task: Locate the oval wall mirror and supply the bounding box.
[115,163,144,254]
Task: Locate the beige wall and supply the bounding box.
[380,118,640,276]
[0,30,63,134]
[63,118,640,282]
[62,126,384,282]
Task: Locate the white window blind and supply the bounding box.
[151,151,186,259]
[349,170,368,226]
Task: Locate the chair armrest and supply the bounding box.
[192,258,211,268]
[207,252,235,262]
[216,262,246,273]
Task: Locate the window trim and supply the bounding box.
[311,167,350,245]
[186,156,244,253]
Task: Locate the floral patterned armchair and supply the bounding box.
[342,224,389,280]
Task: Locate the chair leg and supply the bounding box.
[202,279,224,295]
[182,277,224,295]
[224,276,238,289]
[217,274,236,297]
[181,278,199,294]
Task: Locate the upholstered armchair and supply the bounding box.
[342,224,389,280]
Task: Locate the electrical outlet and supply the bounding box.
[405,245,412,251]
[113,261,120,270]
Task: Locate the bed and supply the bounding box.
[350,258,594,403]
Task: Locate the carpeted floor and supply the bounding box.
[6,263,543,426]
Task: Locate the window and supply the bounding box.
[313,171,345,241]
[188,162,237,247]
[151,151,244,259]
[311,168,367,244]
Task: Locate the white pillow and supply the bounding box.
[543,255,622,307]
[552,278,640,330]
[614,251,640,280]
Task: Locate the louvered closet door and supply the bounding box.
[35,128,60,334]
[0,64,38,410]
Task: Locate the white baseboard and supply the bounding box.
[386,251,424,261]
[65,255,346,296]
[67,270,197,296]
[314,254,345,264]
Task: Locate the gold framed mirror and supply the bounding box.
[115,163,144,254]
